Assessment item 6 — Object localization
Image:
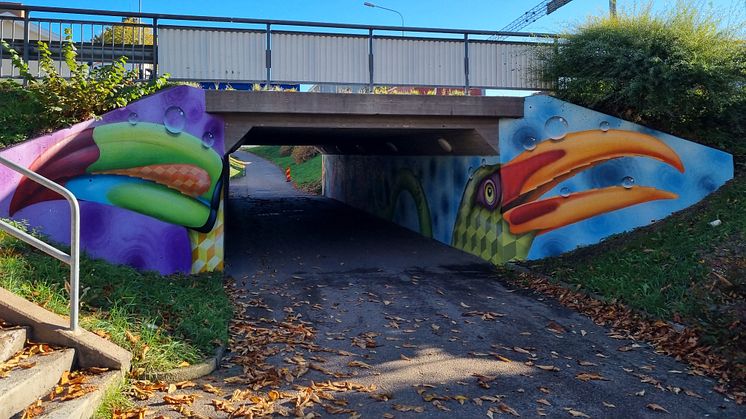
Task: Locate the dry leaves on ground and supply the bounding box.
[510,271,744,403]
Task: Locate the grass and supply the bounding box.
[246,146,322,193]
[0,227,233,373]
[531,166,745,367]
[93,378,133,418]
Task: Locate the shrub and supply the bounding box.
[0,80,46,147]
[0,28,169,147]
[291,146,319,164]
[539,1,745,151]
[279,145,294,157]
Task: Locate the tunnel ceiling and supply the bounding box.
[242,127,497,155]
[206,90,525,155]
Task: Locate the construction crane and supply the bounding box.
[489,0,575,39]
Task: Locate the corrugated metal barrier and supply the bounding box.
[1,4,556,90]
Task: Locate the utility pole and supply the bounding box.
[609,0,617,17]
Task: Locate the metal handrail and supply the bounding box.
[2,4,560,39]
[0,3,557,89]
[0,155,80,332]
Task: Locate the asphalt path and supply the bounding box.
[143,151,743,418]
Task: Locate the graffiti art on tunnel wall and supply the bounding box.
[324,95,733,264]
[0,86,226,274]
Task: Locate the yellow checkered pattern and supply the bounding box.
[189,195,224,273]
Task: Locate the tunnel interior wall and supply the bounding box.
[0,86,226,275]
[324,95,734,264]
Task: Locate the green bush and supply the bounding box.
[278,145,294,157]
[0,81,46,147]
[0,28,169,147]
[291,145,319,164]
[539,2,745,152]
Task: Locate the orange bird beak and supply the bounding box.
[500,130,684,235]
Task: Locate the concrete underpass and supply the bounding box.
[210,149,737,418]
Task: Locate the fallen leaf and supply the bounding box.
[163,394,198,405]
[646,403,669,413]
[567,408,590,417]
[684,389,703,399]
[575,372,608,382]
[546,321,566,334]
[393,404,425,413]
[602,401,616,408]
[202,383,222,395]
[347,360,372,369]
[536,365,560,372]
[497,403,520,416]
[537,399,551,406]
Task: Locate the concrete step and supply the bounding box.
[0,348,75,418]
[15,370,122,419]
[0,327,27,363]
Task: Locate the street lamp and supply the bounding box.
[363,2,404,36]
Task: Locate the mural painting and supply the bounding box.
[324,95,733,264]
[0,86,226,274]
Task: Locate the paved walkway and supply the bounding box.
[141,152,744,418]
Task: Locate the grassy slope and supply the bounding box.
[0,228,232,372]
[247,146,322,191]
[531,165,745,370]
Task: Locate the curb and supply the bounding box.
[141,345,225,382]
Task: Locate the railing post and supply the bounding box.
[22,9,29,86]
[0,155,81,332]
[68,185,80,332]
[368,28,374,93]
[265,23,271,87]
[151,17,158,79]
[463,33,470,95]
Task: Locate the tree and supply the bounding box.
[93,17,153,45]
[538,2,745,148]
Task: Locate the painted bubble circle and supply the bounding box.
[127,112,139,125]
[599,121,610,132]
[163,106,186,134]
[201,131,215,148]
[560,187,570,197]
[522,136,537,151]
[544,116,569,140]
[468,166,474,180]
[622,176,635,189]
[438,138,453,153]
[481,158,487,167]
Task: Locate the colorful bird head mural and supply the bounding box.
[1,86,227,274]
[9,122,225,233]
[452,129,685,264]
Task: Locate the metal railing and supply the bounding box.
[0,156,80,332]
[0,4,558,90]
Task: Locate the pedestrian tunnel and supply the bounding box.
[0,86,734,274]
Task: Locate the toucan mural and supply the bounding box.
[0,86,226,274]
[324,95,733,264]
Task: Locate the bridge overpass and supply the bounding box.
[206,90,523,154]
[0,86,733,275]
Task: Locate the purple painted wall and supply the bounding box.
[0,86,226,274]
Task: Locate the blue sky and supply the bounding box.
[25,1,746,34]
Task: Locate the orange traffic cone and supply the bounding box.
[285,167,292,182]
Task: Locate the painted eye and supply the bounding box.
[484,180,497,205]
[475,172,501,211]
